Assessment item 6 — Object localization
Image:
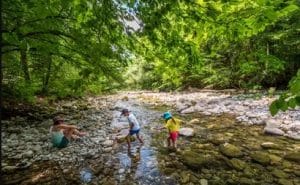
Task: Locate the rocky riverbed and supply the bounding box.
[2,91,300,185]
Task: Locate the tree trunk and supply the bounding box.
[42,55,52,94]
[20,49,30,82]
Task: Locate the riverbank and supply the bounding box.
[1,91,300,184]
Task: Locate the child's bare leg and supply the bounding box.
[126,135,131,149]
[136,134,143,144]
[167,137,171,147]
[72,129,86,136]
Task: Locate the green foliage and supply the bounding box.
[270,70,300,116]
[2,0,130,101]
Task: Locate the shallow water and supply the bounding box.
[2,95,300,185]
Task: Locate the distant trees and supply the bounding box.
[2,0,130,100]
[125,0,299,91]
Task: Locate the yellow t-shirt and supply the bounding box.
[165,118,181,132]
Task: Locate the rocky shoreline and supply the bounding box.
[1,91,300,184]
[135,91,300,140]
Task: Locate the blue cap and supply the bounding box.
[162,112,172,120]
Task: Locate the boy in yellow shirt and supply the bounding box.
[162,112,183,149]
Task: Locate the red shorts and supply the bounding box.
[168,131,179,142]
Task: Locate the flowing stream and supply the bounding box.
[2,92,300,185]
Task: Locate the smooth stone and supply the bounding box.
[278,179,294,185]
[179,128,194,137]
[250,151,271,165]
[284,152,300,162]
[272,169,289,178]
[269,154,282,165]
[261,142,280,149]
[286,132,300,140]
[103,147,113,153]
[265,119,282,128]
[2,166,17,173]
[102,140,114,147]
[264,127,285,136]
[118,169,125,174]
[188,119,201,125]
[180,151,219,170]
[200,179,208,185]
[227,158,247,171]
[219,143,243,158]
[22,150,34,158]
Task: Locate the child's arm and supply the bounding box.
[58,124,78,129]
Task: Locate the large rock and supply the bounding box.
[284,152,300,163]
[261,142,280,149]
[250,151,271,165]
[219,143,243,158]
[265,119,282,128]
[227,158,247,171]
[263,127,285,136]
[180,151,218,170]
[179,128,194,137]
[285,131,300,140]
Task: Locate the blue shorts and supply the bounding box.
[58,136,69,148]
[129,129,140,135]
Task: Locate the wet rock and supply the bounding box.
[278,179,294,185]
[285,131,300,140]
[250,151,271,165]
[188,119,201,125]
[2,165,17,173]
[179,128,194,137]
[260,142,280,149]
[284,152,300,163]
[263,127,285,136]
[103,147,113,153]
[200,179,208,185]
[266,119,282,128]
[239,177,254,185]
[180,151,218,170]
[219,143,243,158]
[102,140,114,147]
[227,158,247,171]
[269,154,282,165]
[22,150,34,158]
[271,169,289,178]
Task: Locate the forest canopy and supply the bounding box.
[2,0,300,105]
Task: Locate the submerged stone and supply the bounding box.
[261,142,280,150]
[219,143,243,158]
[250,151,271,165]
[227,158,247,171]
[180,151,219,170]
[284,152,300,163]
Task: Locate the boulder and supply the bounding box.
[250,151,271,165]
[285,131,300,140]
[263,127,285,136]
[284,152,300,163]
[265,119,282,128]
[179,128,194,137]
[180,151,218,170]
[261,142,280,149]
[219,143,243,158]
[227,158,247,171]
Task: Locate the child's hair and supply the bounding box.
[53,116,63,125]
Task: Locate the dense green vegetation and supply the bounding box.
[2,0,300,106]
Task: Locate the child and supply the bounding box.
[162,112,183,149]
[50,116,86,148]
[121,109,143,150]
